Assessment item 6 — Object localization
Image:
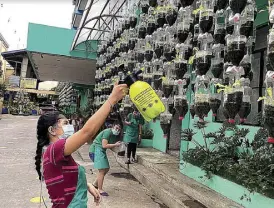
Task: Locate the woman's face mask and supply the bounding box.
[112,125,121,136]
[61,124,75,139]
[49,118,75,139]
[112,129,120,136]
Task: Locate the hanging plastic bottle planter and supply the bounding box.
[141,0,149,14]
[154,28,165,58]
[174,44,189,79]
[194,76,211,122]
[144,35,154,62]
[149,0,158,7]
[214,9,226,45]
[143,62,153,85]
[238,78,252,124]
[152,59,164,90]
[177,6,193,44]
[162,62,175,98]
[156,1,167,28]
[189,104,196,119]
[199,0,214,33]
[138,14,147,39]
[226,14,247,66]
[229,0,247,15]
[180,0,195,8]
[160,97,173,138]
[221,66,245,124]
[195,33,214,75]
[214,0,229,11]
[261,71,274,144]
[165,1,178,26]
[239,37,254,81]
[147,8,157,35]
[240,0,255,38]
[211,44,224,78]
[174,79,189,121]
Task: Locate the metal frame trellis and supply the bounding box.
[71,0,128,54]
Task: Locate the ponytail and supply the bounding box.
[35,140,43,180]
[35,112,60,180]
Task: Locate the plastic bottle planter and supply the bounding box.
[141,0,149,14]
[267,28,274,70]
[190,104,196,119]
[162,82,174,98]
[239,38,253,80]
[211,44,224,78]
[175,61,188,79]
[164,42,176,62]
[223,91,243,124]
[225,7,234,35]
[209,98,221,117]
[149,0,158,7]
[193,24,200,47]
[214,25,226,45]
[229,0,247,15]
[177,7,193,44]
[143,63,153,85]
[180,0,195,8]
[196,51,212,75]
[160,98,173,138]
[174,79,189,120]
[264,104,274,144]
[270,0,274,25]
[130,16,138,28]
[215,0,229,10]
[238,78,252,124]
[238,101,251,124]
[226,18,247,66]
[194,98,211,122]
[199,0,214,33]
[152,59,164,90]
[144,36,154,62]
[214,9,226,44]
[211,60,224,78]
[165,5,178,26]
[147,17,156,35]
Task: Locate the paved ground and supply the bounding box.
[0,115,165,208]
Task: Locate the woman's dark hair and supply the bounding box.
[35,112,61,180]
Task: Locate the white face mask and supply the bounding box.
[61,125,75,139]
[112,129,120,136]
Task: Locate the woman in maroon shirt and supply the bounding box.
[34,83,127,207]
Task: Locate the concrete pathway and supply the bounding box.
[0,115,165,208]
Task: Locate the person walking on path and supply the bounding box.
[124,109,144,164]
[89,124,122,196]
[34,83,128,207]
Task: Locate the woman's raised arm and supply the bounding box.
[64,84,128,156]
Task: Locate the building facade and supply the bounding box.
[0,33,9,85]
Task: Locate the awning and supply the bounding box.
[29,52,96,85]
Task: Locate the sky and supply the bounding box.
[0,0,75,50]
[0,0,75,90]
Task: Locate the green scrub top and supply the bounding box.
[89,129,116,152]
[124,113,145,144]
[89,129,117,170]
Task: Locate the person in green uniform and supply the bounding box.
[124,108,145,164]
[89,123,121,196]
